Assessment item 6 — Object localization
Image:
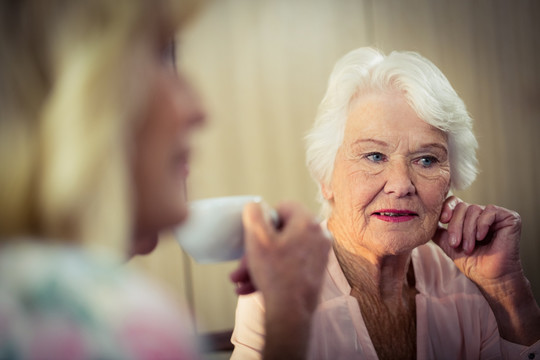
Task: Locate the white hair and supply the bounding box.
[305,47,478,218]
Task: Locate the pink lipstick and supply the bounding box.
[372,209,418,223]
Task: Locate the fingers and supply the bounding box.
[462,204,484,254]
[232,203,276,296]
[438,199,505,255]
[439,195,460,223]
[444,199,467,249]
[236,200,331,307]
[229,257,257,295]
[476,205,497,241]
[438,196,483,253]
[276,202,323,242]
[446,201,485,254]
[235,282,257,295]
[230,257,249,283]
[242,202,275,247]
[432,225,451,253]
[241,201,315,256]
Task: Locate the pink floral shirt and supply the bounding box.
[0,241,199,359]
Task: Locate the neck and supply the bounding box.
[329,220,416,311]
[327,218,418,359]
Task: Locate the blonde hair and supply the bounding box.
[0,0,200,255]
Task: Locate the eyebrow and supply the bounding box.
[349,138,389,148]
[416,143,448,155]
[349,139,448,154]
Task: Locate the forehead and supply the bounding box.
[344,91,447,145]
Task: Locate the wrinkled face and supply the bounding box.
[323,91,450,258]
[131,39,205,255]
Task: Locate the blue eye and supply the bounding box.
[418,156,438,168]
[366,152,386,163]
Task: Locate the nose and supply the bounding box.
[383,159,416,197]
[181,82,207,129]
[188,92,206,129]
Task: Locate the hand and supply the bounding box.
[230,202,331,359]
[433,195,523,287]
[230,256,256,295]
[230,201,331,312]
[433,196,540,345]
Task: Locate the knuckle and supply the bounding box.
[511,211,522,225]
[447,195,461,208]
[454,201,468,212]
[295,212,320,231]
[306,217,322,232]
[280,201,304,212]
[473,204,484,211]
[466,204,482,215]
[466,205,481,215]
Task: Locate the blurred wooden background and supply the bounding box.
[128,0,540,348]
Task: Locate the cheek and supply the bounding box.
[332,171,382,226]
[333,167,372,204]
[420,174,450,221]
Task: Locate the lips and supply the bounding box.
[174,149,191,177]
[372,209,418,222]
[373,209,417,216]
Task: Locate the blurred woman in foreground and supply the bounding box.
[0,1,330,358]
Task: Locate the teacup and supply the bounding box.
[174,195,276,263]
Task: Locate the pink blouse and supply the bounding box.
[231,241,540,359]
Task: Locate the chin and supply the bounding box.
[375,237,427,256]
[159,202,189,229]
[177,206,189,223]
[131,233,160,256]
[170,193,189,223]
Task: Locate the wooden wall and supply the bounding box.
[129,0,540,340]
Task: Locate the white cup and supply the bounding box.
[173,195,276,263]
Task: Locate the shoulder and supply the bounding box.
[231,292,266,358]
[233,292,266,334]
[0,242,197,359]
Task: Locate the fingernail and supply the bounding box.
[449,234,457,247]
[441,210,449,221]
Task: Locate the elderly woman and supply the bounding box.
[0,0,330,358]
[231,47,540,359]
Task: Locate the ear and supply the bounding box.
[320,182,334,201]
